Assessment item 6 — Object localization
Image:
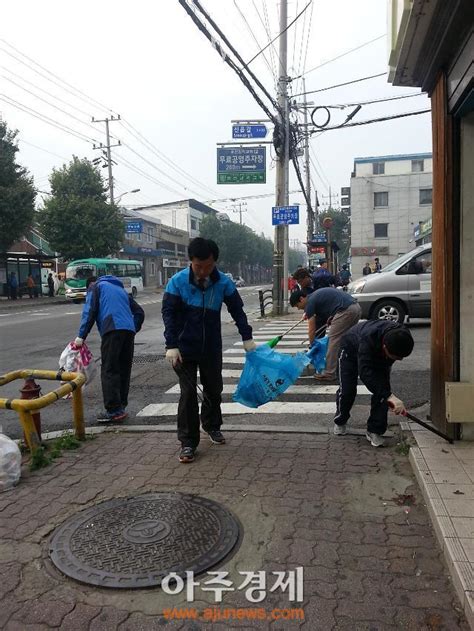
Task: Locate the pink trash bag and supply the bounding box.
[59,341,97,390]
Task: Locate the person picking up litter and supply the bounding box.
[162,237,255,464]
[333,320,414,447]
[290,287,361,382]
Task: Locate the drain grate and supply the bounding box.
[133,354,163,364]
[49,492,241,588]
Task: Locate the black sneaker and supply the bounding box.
[207,430,226,445]
[179,447,195,463]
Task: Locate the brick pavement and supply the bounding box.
[0,431,468,630]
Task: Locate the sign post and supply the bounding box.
[217,147,266,184]
[272,205,300,225]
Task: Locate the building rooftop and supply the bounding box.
[354,152,432,164]
[133,198,216,215]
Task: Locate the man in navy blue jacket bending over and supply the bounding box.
[162,238,255,463]
[75,275,144,423]
[333,320,414,447]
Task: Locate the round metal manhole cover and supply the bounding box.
[49,492,240,589]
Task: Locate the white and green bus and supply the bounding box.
[65,258,143,302]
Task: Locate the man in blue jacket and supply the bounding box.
[162,237,255,463]
[74,275,145,423]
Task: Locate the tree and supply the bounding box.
[39,157,123,261]
[319,208,350,263]
[0,121,36,252]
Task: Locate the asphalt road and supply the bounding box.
[0,287,431,440]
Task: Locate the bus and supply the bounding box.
[65,258,143,302]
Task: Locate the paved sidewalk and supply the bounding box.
[0,429,468,630]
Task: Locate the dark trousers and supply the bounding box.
[101,330,135,413]
[334,348,389,435]
[174,355,223,449]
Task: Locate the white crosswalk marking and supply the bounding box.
[138,401,335,417]
[165,384,370,395]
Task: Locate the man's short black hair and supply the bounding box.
[188,237,219,261]
[293,268,311,281]
[86,276,97,289]
[383,327,414,358]
[289,289,305,308]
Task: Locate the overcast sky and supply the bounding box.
[0,0,432,244]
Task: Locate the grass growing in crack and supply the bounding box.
[29,433,83,471]
[395,439,411,456]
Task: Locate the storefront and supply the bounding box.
[413,218,432,246]
[0,254,54,298]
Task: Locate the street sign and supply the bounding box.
[232,124,267,139]
[125,221,142,233]
[272,205,299,225]
[217,147,266,184]
[311,232,327,244]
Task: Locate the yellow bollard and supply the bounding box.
[72,385,85,441]
[18,408,42,452]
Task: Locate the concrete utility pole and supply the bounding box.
[92,115,121,205]
[232,201,247,224]
[303,78,313,247]
[272,0,289,316]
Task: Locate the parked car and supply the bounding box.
[348,244,432,323]
[234,276,245,287]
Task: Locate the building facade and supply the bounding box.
[388,0,474,440]
[133,199,217,239]
[350,153,432,276]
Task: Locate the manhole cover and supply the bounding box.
[133,354,163,364]
[49,493,240,588]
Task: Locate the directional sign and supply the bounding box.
[311,232,327,244]
[217,147,266,184]
[272,205,299,225]
[125,221,142,233]
[232,124,268,139]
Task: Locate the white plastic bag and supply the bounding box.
[59,342,97,387]
[0,430,21,492]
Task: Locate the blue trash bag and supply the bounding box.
[233,344,310,408]
[306,336,329,374]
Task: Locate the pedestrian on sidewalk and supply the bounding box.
[47,273,55,297]
[9,272,18,300]
[292,268,315,296]
[26,274,35,298]
[333,320,414,447]
[74,275,145,423]
[162,237,255,464]
[290,287,361,382]
[312,259,335,290]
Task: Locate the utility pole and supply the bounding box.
[92,114,121,205]
[272,0,289,316]
[303,78,313,248]
[231,201,247,225]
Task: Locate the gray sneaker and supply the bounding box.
[333,423,347,436]
[366,431,385,447]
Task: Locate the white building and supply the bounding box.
[349,152,432,276]
[133,199,217,239]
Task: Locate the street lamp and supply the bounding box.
[115,188,140,204]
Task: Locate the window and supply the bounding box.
[374,223,388,238]
[419,188,432,205]
[190,218,197,231]
[177,244,186,255]
[147,228,154,243]
[150,261,156,276]
[399,251,432,275]
[374,191,388,207]
[412,159,424,172]
[136,232,141,241]
[126,264,142,278]
[373,162,385,175]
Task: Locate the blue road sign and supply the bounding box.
[232,124,268,139]
[217,147,266,184]
[311,232,327,243]
[125,221,142,233]
[272,205,299,225]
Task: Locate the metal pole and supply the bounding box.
[104,118,114,205]
[303,78,312,251]
[272,0,289,316]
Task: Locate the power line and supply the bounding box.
[310,109,431,133]
[294,34,386,80]
[313,92,426,109]
[293,0,314,95]
[233,0,276,81]
[244,0,312,68]
[291,72,387,97]
[116,154,189,198]
[260,0,280,78]
[19,139,68,160]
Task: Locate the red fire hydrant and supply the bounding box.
[20,377,42,442]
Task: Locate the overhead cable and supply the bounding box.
[310,109,431,133]
[233,0,276,81]
[291,72,387,97]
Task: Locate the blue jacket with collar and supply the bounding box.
[78,275,145,339]
[162,265,252,358]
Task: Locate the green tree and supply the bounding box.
[0,121,36,252]
[39,157,123,260]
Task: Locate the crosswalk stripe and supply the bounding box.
[225,348,305,354]
[137,401,335,417]
[165,384,370,395]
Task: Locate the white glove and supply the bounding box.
[74,337,83,347]
[388,394,406,415]
[243,339,257,352]
[166,348,182,367]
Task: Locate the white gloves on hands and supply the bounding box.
[243,339,257,352]
[74,337,84,347]
[166,348,182,368]
[388,394,406,415]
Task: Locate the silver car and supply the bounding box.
[348,244,432,323]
